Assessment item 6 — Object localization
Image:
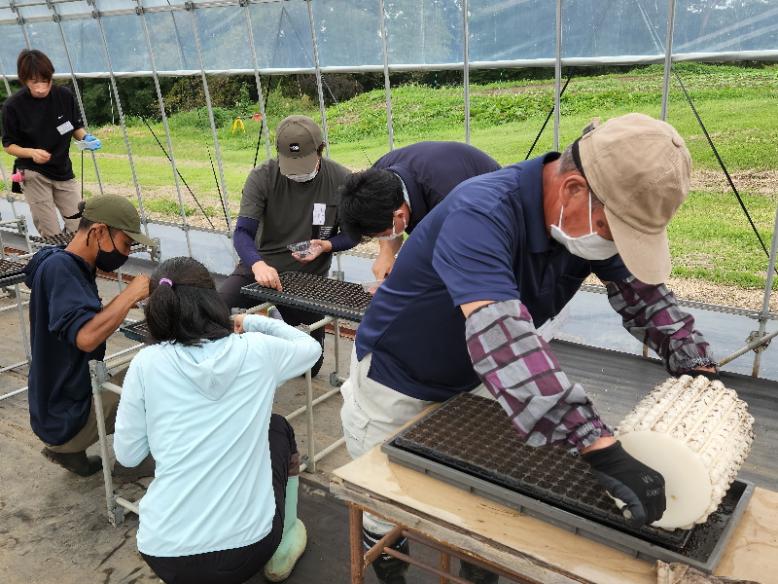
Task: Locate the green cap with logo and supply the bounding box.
[276,115,323,176]
[81,195,155,247]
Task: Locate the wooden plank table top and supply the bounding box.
[331,447,778,584]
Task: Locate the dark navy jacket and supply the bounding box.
[25,248,104,445]
[373,141,501,233]
[356,153,630,401]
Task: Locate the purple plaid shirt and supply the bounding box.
[465,278,714,451]
[606,276,715,374]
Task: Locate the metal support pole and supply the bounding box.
[751,204,778,376]
[378,0,394,151]
[94,13,150,236]
[244,4,272,162]
[553,0,563,150]
[90,360,123,526]
[14,282,30,361]
[331,316,342,386]
[660,0,677,121]
[462,0,471,144]
[305,0,329,156]
[189,5,232,232]
[52,6,105,195]
[137,0,193,256]
[10,2,32,50]
[304,368,316,473]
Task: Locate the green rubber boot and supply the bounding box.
[264,476,307,582]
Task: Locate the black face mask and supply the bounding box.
[90,228,129,273]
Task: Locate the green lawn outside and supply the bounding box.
[2,63,776,289]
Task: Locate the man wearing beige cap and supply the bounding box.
[343,114,716,584]
[219,115,353,376]
[24,195,153,476]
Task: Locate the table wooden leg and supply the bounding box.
[349,504,365,584]
[439,551,451,583]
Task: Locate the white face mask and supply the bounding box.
[550,191,618,261]
[375,214,406,241]
[286,166,319,183]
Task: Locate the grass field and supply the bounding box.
[2,63,777,289]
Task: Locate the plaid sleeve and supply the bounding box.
[465,299,612,451]
[606,276,716,375]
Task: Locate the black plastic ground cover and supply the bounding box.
[382,393,753,572]
[0,258,26,286]
[119,321,151,343]
[241,272,372,322]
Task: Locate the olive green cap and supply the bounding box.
[81,195,154,247]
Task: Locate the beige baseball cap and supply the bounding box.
[573,113,691,285]
[276,115,323,176]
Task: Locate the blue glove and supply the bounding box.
[82,133,101,151]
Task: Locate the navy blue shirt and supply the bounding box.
[373,141,501,233]
[356,153,630,401]
[24,248,105,445]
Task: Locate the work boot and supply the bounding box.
[112,454,156,481]
[459,560,499,583]
[366,529,409,584]
[264,476,307,581]
[41,448,102,477]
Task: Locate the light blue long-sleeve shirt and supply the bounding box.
[114,315,321,557]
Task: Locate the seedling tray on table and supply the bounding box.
[0,258,26,286]
[382,393,753,573]
[241,272,372,322]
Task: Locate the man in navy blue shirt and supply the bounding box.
[25,195,153,476]
[341,114,717,584]
[339,141,500,279]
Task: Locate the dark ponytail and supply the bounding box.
[144,257,232,346]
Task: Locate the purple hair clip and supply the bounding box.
[159,278,174,287]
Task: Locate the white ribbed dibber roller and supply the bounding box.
[616,375,754,530]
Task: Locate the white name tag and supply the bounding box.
[312,203,326,226]
[56,120,74,135]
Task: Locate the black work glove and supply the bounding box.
[582,441,666,527]
[685,367,719,381]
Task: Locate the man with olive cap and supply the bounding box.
[219,115,353,376]
[24,194,154,476]
[341,114,717,584]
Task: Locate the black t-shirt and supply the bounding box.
[2,84,83,181]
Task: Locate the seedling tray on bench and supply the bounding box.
[241,272,372,322]
[119,321,151,343]
[30,233,150,256]
[0,258,26,287]
[382,393,753,573]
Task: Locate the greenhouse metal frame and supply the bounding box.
[0,0,775,376]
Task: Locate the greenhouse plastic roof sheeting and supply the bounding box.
[0,0,775,78]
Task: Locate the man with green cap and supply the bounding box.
[24,194,154,476]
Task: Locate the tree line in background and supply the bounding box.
[0,67,589,128]
[0,61,769,129]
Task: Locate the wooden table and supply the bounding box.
[331,447,778,584]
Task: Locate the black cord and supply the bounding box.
[206,143,230,228]
[674,71,777,275]
[525,72,573,160]
[140,116,216,230]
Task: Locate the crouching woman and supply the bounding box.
[114,257,321,584]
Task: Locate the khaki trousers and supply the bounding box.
[23,170,81,237]
[45,391,119,454]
